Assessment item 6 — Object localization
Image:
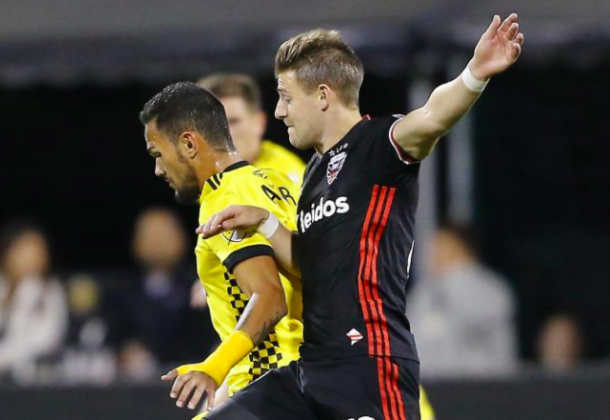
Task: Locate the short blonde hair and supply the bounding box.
[275,29,364,107]
[197,73,262,111]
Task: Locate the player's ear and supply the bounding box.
[318,84,331,112]
[180,131,199,159]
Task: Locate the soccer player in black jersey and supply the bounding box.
[199,14,524,420]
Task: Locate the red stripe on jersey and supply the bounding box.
[392,361,407,420]
[365,186,389,356]
[358,185,407,419]
[357,185,380,354]
[369,188,405,419]
[358,185,393,420]
[376,357,394,420]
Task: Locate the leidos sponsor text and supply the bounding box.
[299,196,350,233]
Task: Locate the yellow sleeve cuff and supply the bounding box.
[176,330,255,386]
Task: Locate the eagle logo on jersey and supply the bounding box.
[327,151,347,185]
[221,229,245,244]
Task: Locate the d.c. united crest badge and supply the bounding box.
[327,151,347,185]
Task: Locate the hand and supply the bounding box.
[470,13,524,80]
[196,205,270,239]
[161,368,218,411]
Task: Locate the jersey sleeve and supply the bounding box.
[369,115,420,169]
[387,115,420,165]
[199,188,274,274]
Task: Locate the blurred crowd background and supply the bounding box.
[1,1,609,419]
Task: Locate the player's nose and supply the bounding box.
[275,100,286,120]
[155,161,165,177]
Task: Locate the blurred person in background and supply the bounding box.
[537,313,585,372]
[0,223,68,382]
[197,73,305,185]
[60,274,117,384]
[409,222,518,378]
[105,207,215,380]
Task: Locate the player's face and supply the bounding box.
[220,97,266,163]
[145,122,200,204]
[275,71,323,150]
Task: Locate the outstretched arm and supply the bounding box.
[197,205,300,277]
[393,13,524,160]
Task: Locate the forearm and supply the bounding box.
[174,291,287,385]
[235,288,288,345]
[267,225,300,277]
[421,60,484,136]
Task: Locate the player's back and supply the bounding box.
[195,161,302,394]
[253,140,305,186]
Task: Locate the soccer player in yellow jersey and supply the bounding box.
[198,73,305,185]
[139,82,303,413]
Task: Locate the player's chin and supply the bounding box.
[174,187,200,204]
[288,135,307,150]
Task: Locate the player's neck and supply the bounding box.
[315,108,362,155]
[196,151,242,187]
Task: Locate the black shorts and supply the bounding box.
[206,356,420,420]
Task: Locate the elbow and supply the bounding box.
[270,286,288,319]
[275,291,289,319]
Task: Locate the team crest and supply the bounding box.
[327,151,347,185]
[222,229,245,244]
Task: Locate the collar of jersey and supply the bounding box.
[199,160,249,203]
[317,115,370,158]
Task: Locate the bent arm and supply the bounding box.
[232,255,288,345]
[199,205,301,277]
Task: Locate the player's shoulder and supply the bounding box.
[358,114,404,137]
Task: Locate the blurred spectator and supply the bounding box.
[537,313,585,372]
[105,208,216,380]
[59,274,116,384]
[0,223,68,382]
[409,223,518,378]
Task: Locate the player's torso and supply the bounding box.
[297,117,420,361]
[195,163,303,392]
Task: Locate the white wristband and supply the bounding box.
[461,66,489,93]
[258,212,279,239]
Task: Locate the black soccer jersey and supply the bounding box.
[297,115,420,362]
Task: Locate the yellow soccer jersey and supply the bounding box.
[196,161,303,395]
[253,140,305,186]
